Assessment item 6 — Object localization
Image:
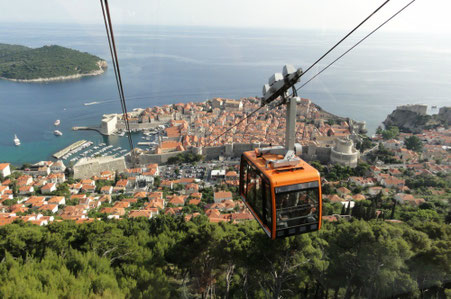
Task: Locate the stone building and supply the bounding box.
[100,114,118,135]
[397,104,428,115]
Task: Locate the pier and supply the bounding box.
[72,126,102,134]
[53,140,87,159]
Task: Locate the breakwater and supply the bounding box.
[53,140,87,159]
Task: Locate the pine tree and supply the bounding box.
[390,200,397,219]
[340,203,346,215]
[351,202,362,219]
[370,206,377,220]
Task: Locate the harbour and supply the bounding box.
[1,24,451,165]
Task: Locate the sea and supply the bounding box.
[0,23,450,166]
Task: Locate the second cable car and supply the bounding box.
[240,149,322,239]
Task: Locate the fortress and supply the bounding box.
[396,104,428,115]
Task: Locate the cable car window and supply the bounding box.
[275,186,319,230]
[240,158,248,196]
[246,166,264,221]
[254,173,263,222]
[239,157,273,230]
[246,165,256,205]
[263,181,272,228]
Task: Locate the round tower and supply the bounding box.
[330,137,359,167]
[335,138,353,154]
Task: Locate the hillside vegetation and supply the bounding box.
[0,43,106,80]
[0,216,449,298]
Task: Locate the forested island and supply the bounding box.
[0,43,107,82]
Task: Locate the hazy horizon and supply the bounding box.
[2,1,451,34]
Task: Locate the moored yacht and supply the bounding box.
[13,134,21,146]
[54,130,63,136]
[54,119,60,126]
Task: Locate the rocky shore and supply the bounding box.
[383,104,450,133]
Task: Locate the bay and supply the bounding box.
[0,23,450,165]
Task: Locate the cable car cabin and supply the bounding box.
[240,150,322,239]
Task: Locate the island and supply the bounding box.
[0,43,107,82]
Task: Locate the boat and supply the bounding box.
[84,102,99,106]
[54,130,63,136]
[13,134,20,146]
[54,119,60,126]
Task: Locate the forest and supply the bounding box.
[0,215,449,298]
[0,43,104,80]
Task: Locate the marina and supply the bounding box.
[52,139,131,164]
[50,125,159,165]
[53,140,88,159]
[65,143,129,163]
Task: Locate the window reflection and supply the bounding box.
[276,188,318,229]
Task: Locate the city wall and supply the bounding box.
[74,157,127,179]
[136,143,271,165]
[301,145,332,164]
[116,122,163,131]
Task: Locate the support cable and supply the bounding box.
[209,0,405,145]
[209,0,416,146]
[297,0,416,91]
[100,0,134,151]
[302,0,390,77]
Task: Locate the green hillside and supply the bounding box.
[0,43,106,80]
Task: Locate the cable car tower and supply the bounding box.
[239,65,322,239]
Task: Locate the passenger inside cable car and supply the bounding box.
[275,187,319,229]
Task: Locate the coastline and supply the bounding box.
[0,60,107,83]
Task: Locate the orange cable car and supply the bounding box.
[240,150,322,239]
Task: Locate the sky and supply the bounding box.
[1,0,450,34]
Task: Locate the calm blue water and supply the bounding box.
[1,23,450,165]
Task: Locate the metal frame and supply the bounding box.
[256,64,305,169]
[255,97,302,169]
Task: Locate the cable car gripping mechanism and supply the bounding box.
[258,64,304,170]
[261,64,303,106]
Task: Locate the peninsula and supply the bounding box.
[0,43,107,82]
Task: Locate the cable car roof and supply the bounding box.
[243,151,321,187]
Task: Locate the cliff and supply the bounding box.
[383,105,447,133]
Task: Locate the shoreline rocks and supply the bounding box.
[0,60,107,83]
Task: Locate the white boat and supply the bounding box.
[84,102,99,106]
[54,119,60,126]
[54,130,63,136]
[13,134,20,146]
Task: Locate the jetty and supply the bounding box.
[72,126,102,134]
[53,140,87,159]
